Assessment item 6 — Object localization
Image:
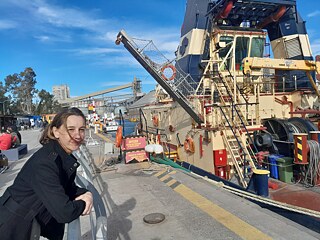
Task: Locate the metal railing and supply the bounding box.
[68,145,108,239]
[116,30,203,124]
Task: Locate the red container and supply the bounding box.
[213,149,227,167]
[215,166,227,179]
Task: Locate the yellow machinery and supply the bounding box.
[243,57,320,97]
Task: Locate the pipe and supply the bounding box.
[257,6,287,29]
[150,155,190,172]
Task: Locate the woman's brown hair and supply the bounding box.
[39,107,86,145]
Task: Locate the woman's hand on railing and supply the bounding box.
[75,191,93,215]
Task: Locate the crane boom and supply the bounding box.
[243,57,320,97]
[243,57,320,75]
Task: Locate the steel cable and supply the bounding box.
[305,140,320,186]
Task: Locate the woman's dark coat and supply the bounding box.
[0,140,88,240]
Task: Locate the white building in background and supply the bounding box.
[52,84,70,102]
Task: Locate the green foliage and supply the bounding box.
[35,89,61,114]
[3,68,62,115]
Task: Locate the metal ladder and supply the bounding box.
[213,72,258,187]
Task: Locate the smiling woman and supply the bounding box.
[0,107,93,240]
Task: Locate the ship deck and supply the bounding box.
[269,179,320,213]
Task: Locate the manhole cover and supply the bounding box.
[143,213,165,224]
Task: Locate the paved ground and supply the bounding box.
[0,128,42,194]
[91,132,320,240]
[1,129,320,240]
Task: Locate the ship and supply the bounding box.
[103,112,119,133]
[115,0,320,214]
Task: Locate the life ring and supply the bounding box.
[160,64,176,81]
[184,137,195,153]
[115,126,123,148]
[152,115,159,127]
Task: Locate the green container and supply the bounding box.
[276,157,293,183]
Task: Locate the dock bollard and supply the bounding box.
[247,169,270,197]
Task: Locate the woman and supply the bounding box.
[0,107,93,240]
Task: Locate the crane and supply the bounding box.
[242,56,320,97]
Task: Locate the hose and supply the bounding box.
[150,155,190,172]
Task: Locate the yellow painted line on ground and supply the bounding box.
[172,184,272,240]
[154,169,168,177]
[168,171,176,175]
[95,132,112,143]
[166,179,177,187]
[159,174,171,182]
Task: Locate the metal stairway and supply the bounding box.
[116,30,203,124]
[212,71,258,187]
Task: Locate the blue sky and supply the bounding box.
[0,0,319,99]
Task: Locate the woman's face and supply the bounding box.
[53,115,86,154]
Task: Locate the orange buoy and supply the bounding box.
[115,126,123,148]
[184,137,195,153]
[160,64,176,81]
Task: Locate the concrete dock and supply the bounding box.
[1,129,319,239]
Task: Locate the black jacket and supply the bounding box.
[0,140,88,240]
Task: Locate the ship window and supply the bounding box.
[218,36,233,70]
[250,38,264,58]
[235,37,249,70]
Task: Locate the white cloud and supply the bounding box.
[98,31,120,42]
[311,39,320,55]
[97,55,142,67]
[77,48,123,55]
[141,79,157,85]
[36,5,108,31]
[101,81,131,87]
[35,35,50,42]
[0,20,16,30]
[307,10,320,18]
[0,0,109,32]
[34,34,72,43]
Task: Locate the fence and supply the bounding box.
[68,144,108,239]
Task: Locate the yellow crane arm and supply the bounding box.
[243,57,320,74]
[242,57,320,97]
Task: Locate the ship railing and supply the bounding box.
[117,30,203,124]
[129,35,198,97]
[68,145,108,240]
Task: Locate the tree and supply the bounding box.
[36,89,62,114]
[0,82,10,115]
[5,67,38,114]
